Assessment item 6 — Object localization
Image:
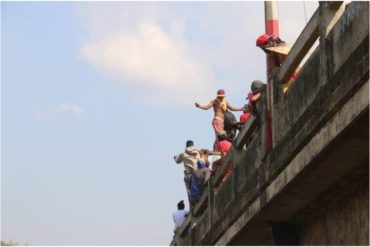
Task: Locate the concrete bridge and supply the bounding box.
[170,1,369,245]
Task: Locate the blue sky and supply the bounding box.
[1,1,318,245]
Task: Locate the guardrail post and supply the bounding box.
[319,1,345,86]
[207,177,214,229]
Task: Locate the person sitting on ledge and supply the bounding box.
[172,200,189,234]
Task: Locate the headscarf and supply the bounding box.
[215,97,227,111]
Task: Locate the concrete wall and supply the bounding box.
[299,165,369,245]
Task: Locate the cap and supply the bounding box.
[217,89,225,97]
[256,34,272,48]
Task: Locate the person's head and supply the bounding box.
[256,34,273,48]
[216,89,225,100]
[243,103,252,113]
[186,140,194,147]
[251,80,265,95]
[256,34,285,49]
[177,200,185,210]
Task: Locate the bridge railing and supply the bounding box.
[278,1,344,86]
[170,2,370,245]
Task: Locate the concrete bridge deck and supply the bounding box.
[171,1,369,245]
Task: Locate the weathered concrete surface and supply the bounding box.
[298,162,369,245]
[218,81,369,245]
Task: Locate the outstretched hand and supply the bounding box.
[195,102,200,108]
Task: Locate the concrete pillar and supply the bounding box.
[319,1,345,85]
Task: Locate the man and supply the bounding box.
[247,80,267,116]
[256,33,290,65]
[195,89,243,151]
[172,200,189,233]
[256,34,299,93]
[174,140,200,197]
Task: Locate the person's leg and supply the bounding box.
[184,174,193,208]
[212,118,225,152]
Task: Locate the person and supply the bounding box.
[195,89,243,152]
[240,103,252,123]
[256,34,300,93]
[256,33,289,66]
[247,80,266,116]
[172,200,189,233]
[189,160,211,203]
[218,139,232,154]
[174,140,200,198]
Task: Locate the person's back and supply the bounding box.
[174,142,200,176]
[173,200,189,231]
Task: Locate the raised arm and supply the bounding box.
[195,100,214,110]
[174,154,183,164]
[227,102,244,111]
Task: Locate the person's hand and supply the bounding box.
[195,102,200,108]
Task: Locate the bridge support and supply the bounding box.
[270,221,300,245]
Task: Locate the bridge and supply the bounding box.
[170,1,369,245]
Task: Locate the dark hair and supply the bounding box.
[177,200,185,210]
[186,140,194,147]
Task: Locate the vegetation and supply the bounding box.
[0,240,17,246]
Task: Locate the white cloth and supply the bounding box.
[173,209,189,230]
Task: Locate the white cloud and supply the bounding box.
[36,102,88,121]
[75,2,319,106]
[80,21,214,105]
[81,23,211,103]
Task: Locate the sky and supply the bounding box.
[1,1,318,245]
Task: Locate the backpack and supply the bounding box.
[224,110,237,140]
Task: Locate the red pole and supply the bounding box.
[264,1,278,151]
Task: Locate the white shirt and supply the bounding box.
[173,209,189,230]
[174,146,200,175]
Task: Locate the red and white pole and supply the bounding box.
[265,0,279,101]
[265,1,279,38]
[264,1,279,151]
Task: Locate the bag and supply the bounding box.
[224,110,237,140]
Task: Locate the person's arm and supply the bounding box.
[195,100,213,110]
[227,102,244,111]
[174,154,183,164]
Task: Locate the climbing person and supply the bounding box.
[174,140,200,200]
[256,33,300,93]
[240,103,252,123]
[256,33,289,66]
[172,200,189,233]
[195,89,243,152]
[247,80,267,116]
[189,159,211,204]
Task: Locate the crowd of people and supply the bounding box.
[172,33,295,232]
